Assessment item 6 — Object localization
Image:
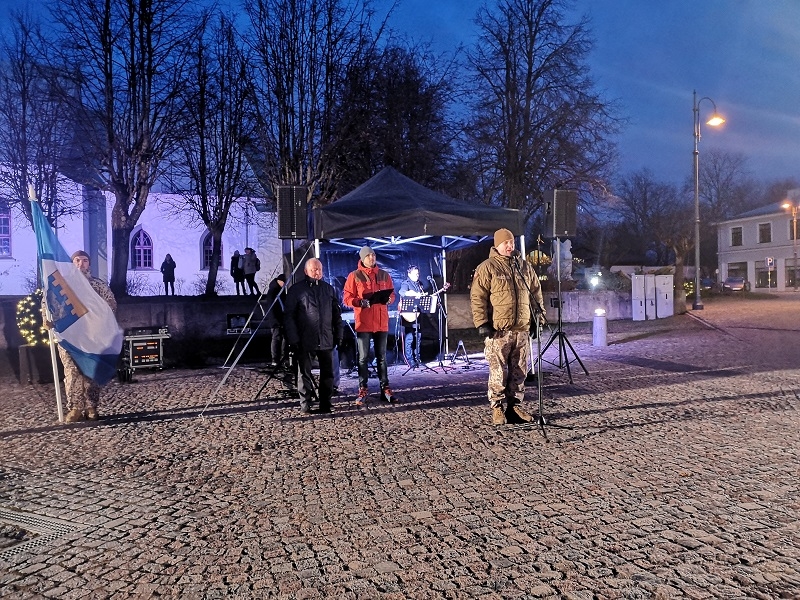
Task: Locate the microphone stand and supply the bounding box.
[429,276,455,373]
[511,252,571,438]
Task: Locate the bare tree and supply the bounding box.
[0,11,79,229]
[465,0,619,218]
[167,13,255,295]
[244,0,381,204]
[49,0,199,296]
[611,169,691,290]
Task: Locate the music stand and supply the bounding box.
[399,296,437,376]
[539,237,588,383]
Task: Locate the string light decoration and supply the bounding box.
[16,290,50,346]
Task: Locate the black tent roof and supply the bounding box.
[313,167,523,248]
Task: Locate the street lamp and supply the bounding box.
[692,90,725,310]
[781,200,798,290]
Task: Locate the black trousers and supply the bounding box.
[295,349,334,411]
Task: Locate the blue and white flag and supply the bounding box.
[32,199,123,385]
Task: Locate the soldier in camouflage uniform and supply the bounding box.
[470,229,546,425]
[44,250,118,423]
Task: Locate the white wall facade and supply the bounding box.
[717,199,800,292]
[0,183,284,296]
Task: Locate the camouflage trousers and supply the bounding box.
[484,330,530,409]
[58,345,101,412]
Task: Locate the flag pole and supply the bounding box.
[29,184,64,423]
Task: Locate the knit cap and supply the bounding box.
[359,246,375,260]
[493,228,514,247]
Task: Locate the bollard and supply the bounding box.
[592,309,607,347]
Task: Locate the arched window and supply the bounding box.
[202,231,222,269]
[0,206,10,257]
[131,230,153,269]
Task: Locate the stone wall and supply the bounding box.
[444,290,633,328]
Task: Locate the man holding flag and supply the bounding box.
[32,191,122,423]
[44,251,119,422]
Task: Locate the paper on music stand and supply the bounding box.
[399,297,417,312]
[417,295,437,314]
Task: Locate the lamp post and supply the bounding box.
[782,201,798,290]
[692,90,725,310]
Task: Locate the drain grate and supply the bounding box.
[0,508,82,559]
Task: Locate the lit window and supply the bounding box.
[131,230,153,269]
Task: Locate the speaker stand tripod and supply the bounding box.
[539,236,588,383]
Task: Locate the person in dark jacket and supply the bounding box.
[160,254,176,295]
[264,274,287,367]
[283,258,343,414]
[230,250,245,295]
[241,247,261,295]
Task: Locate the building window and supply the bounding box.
[728,261,747,278]
[202,232,222,269]
[131,230,153,269]
[731,226,743,247]
[758,223,771,244]
[0,207,10,257]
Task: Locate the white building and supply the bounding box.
[716,192,800,291]
[0,181,285,296]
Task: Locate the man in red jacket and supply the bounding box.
[343,246,397,406]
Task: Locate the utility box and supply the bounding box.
[644,274,657,320]
[655,275,674,318]
[631,275,646,321]
[632,274,662,320]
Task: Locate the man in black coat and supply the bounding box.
[283,258,343,414]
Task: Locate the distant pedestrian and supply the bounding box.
[242,247,261,295]
[230,250,246,295]
[160,253,176,295]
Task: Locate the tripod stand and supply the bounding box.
[399,296,437,376]
[539,237,588,383]
[254,349,298,401]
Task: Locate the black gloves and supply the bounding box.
[478,324,495,338]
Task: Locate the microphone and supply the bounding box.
[511,249,522,259]
[427,276,435,282]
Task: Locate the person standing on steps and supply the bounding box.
[242,247,261,295]
[471,228,546,426]
[160,253,176,295]
[230,250,246,295]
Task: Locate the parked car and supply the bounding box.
[722,276,750,292]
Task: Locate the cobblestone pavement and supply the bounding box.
[0,296,799,599]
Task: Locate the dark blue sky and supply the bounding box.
[379,0,800,187]
[2,0,797,188]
